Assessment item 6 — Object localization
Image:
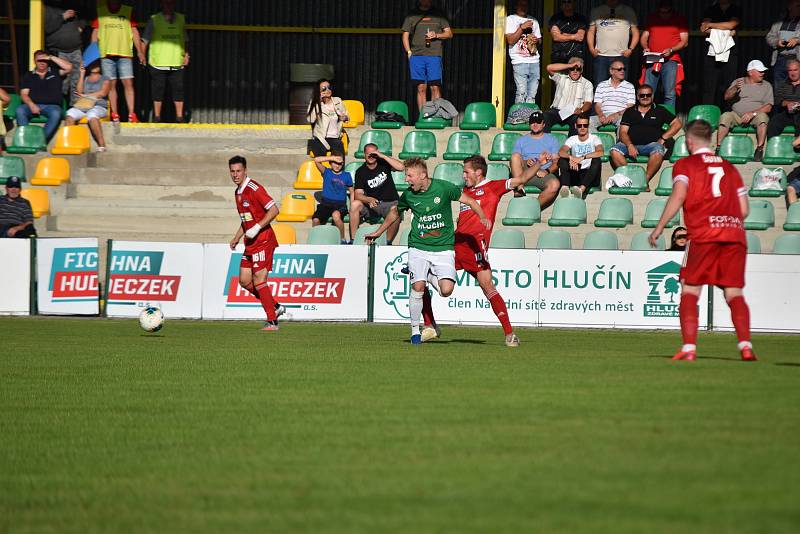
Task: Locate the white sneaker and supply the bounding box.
[505,333,520,347]
[570,186,583,199]
[421,325,441,342]
[275,303,286,318]
[559,185,569,198]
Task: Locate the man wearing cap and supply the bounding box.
[544,57,594,135]
[0,177,36,239]
[717,60,774,162]
[510,111,562,210]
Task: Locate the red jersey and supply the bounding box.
[235,177,278,254]
[672,148,747,245]
[456,178,512,244]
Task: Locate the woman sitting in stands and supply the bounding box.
[65,61,111,152]
[307,78,349,157]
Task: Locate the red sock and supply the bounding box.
[487,290,513,335]
[254,282,277,321]
[727,296,751,344]
[421,289,435,327]
[679,293,699,346]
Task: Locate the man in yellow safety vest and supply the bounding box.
[142,0,189,123]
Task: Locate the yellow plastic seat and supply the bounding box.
[20,188,50,218]
[293,160,324,190]
[51,125,91,155]
[342,100,365,128]
[271,223,297,244]
[30,157,70,186]
[276,191,315,222]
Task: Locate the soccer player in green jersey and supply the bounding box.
[366,157,490,344]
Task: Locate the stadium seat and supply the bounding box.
[630,231,664,250]
[746,232,761,253]
[549,123,570,132]
[597,123,617,133]
[293,160,324,190]
[641,198,680,228]
[502,195,540,226]
[372,100,409,129]
[551,133,568,147]
[772,233,800,254]
[583,229,619,250]
[718,135,754,163]
[392,170,408,191]
[276,192,315,222]
[30,157,70,186]
[460,102,496,130]
[743,200,775,230]
[487,163,510,181]
[547,197,587,227]
[271,223,297,244]
[536,229,571,249]
[341,99,365,128]
[491,228,526,249]
[354,224,387,245]
[488,132,522,161]
[415,116,452,129]
[306,224,341,245]
[597,132,614,162]
[669,135,689,163]
[749,168,787,197]
[608,165,647,194]
[762,135,797,165]
[354,130,392,158]
[0,156,26,180]
[398,130,437,159]
[3,93,21,120]
[687,104,721,130]
[443,131,481,160]
[20,188,50,218]
[594,198,634,228]
[655,166,673,196]
[433,163,464,188]
[345,161,362,175]
[398,227,411,245]
[50,125,90,155]
[784,203,800,231]
[6,125,47,154]
[29,99,65,124]
[503,103,539,131]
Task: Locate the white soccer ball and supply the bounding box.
[138,306,165,332]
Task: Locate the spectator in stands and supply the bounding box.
[0,88,8,152]
[306,79,348,157]
[91,0,146,123]
[590,59,635,133]
[544,58,593,135]
[717,60,773,162]
[768,59,800,139]
[506,0,542,104]
[587,0,639,87]
[700,1,741,108]
[64,62,110,152]
[510,111,561,210]
[350,144,405,245]
[0,177,36,238]
[766,0,800,87]
[557,114,603,199]
[549,0,588,65]
[142,0,189,123]
[17,50,72,141]
[640,0,689,108]
[668,226,688,251]
[610,84,682,191]
[44,1,86,105]
[311,151,353,244]
[402,1,453,115]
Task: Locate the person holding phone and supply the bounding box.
[506,0,542,104]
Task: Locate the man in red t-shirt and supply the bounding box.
[639,0,688,108]
[228,155,284,331]
[421,155,543,347]
[649,120,756,362]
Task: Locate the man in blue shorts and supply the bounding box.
[402,1,453,115]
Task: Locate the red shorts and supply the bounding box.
[454,233,491,273]
[680,241,746,288]
[240,243,275,273]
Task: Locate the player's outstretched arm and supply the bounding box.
[459,193,491,230]
[365,206,400,243]
[649,181,687,247]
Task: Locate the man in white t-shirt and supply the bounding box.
[587,0,639,86]
[557,114,604,198]
[590,58,635,132]
[505,0,542,104]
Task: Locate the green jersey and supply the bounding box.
[397,179,463,252]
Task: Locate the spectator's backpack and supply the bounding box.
[753,168,784,191]
[506,105,536,125]
[421,98,458,119]
[374,111,406,123]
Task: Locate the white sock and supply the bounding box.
[682,344,697,352]
[427,272,442,296]
[410,290,424,336]
[737,341,752,350]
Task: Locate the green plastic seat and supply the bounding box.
[398,130,437,159]
[354,130,392,158]
[536,229,571,249]
[583,229,619,250]
[29,100,65,124]
[746,232,761,253]
[503,103,539,131]
[772,233,800,254]
[306,225,342,245]
[549,123,570,132]
[749,168,787,197]
[731,124,756,134]
[743,200,775,230]
[669,135,689,163]
[0,156,27,180]
[548,197,587,227]
[687,104,721,130]
[353,224,387,245]
[641,198,680,228]
[761,136,796,165]
[630,231,665,250]
[783,203,800,231]
[443,131,481,160]
[372,100,409,129]
[460,102,495,130]
[551,133,567,146]
[487,163,510,181]
[597,132,614,162]
[345,162,362,175]
[718,135,754,163]
[432,163,464,188]
[501,195,540,226]
[392,170,408,191]
[488,132,522,161]
[608,165,647,194]
[598,123,617,132]
[490,228,526,249]
[6,125,47,154]
[415,116,452,129]
[3,93,21,119]
[655,166,673,196]
[594,198,633,228]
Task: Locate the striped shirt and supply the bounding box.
[550,72,594,112]
[594,79,636,115]
[0,195,34,226]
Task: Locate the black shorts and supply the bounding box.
[149,66,185,101]
[313,200,347,223]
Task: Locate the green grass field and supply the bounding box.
[1,317,798,533]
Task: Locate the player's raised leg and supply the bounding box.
[724,287,757,361]
[674,283,701,360]
[473,269,517,347]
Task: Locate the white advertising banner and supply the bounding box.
[36,238,100,315]
[0,239,31,315]
[105,241,203,318]
[202,244,369,321]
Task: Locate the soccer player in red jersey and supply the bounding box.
[649,120,757,361]
[228,155,285,331]
[421,154,543,347]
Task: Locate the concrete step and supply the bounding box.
[108,134,307,154]
[89,151,308,170]
[76,167,296,187]
[65,183,302,203]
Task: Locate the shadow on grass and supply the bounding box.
[430,339,487,345]
[774,362,800,367]
[646,354,740,363]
